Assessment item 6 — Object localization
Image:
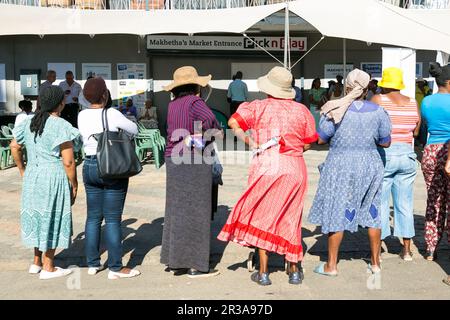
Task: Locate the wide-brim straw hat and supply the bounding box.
[257,66,295,99]
[163,66,211,91]
[378,67,405,90]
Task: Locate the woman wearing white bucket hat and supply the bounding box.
[218,66,318,286]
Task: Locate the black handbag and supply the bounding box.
[92,108,142,179]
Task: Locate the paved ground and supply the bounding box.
[0,147,449,300]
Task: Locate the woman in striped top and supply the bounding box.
[372,67,420,261]
[161,66,222,278]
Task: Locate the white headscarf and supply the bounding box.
[320,69,370,124]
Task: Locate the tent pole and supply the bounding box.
[243,34,284,65]
[343,38,347,90]
[284,1,289,69]
[290,36,325,70]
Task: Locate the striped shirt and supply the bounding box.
[378,94,419,145]
[165,95,219,157]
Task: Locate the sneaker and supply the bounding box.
[39,267,73,280]
[187,268,220,279]
[28,264,42,274]
[108,269,141,280]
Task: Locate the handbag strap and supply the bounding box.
[101,107,110,132]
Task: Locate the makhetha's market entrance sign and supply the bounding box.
[147,35,307,52]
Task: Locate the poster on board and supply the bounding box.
[416,62,423,78]
[361,62,423,79]
[324,64,354,79]
[47,63,76,84]
[81,63,112,93]
[0,64,6,103]
[116,63,148,110]
[361,62,382,78]
[81,63,112,80]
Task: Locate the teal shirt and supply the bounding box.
[421,93,450,145]
[227,79,248,102]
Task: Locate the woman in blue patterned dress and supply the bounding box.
[10,86,81,280]
[308,69,392,276]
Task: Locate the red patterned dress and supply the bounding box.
[217,97,317,262]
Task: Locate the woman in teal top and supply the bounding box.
[420,62,450,261]
[309,78,327,128]
[10,86,81,280]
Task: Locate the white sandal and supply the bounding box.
[367,263,382,274]
[108,269,141,280]
[87,265,106,275]
[39,267,73,280]
[28,264,42,274]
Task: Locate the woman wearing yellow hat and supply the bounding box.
[371,67,420,261]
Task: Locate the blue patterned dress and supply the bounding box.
[308,101,392,233]
[13,116,81,251]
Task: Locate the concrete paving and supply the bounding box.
[0,148,449,300]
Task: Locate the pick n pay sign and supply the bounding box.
[147,35,307,52]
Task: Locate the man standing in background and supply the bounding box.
[37,70,56,111]
[227,71,248,116]
[59,70,82,128]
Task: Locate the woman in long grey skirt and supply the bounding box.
[161,66,222,278]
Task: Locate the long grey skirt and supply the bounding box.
[160,156,212,272]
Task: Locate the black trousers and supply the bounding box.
[230,101,244,116]
[61,103,80,128]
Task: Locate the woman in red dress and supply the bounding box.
[217,67,317,286]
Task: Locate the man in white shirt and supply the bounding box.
[59,70,82,128]
[37,70,56,111]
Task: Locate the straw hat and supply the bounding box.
[163,66,211,91]
[257,66,295,99]
[378,67,405,90]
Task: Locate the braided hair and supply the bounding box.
[30,85,65,142]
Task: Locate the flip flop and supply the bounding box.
[313,262,338,277]
[443,277,450,287]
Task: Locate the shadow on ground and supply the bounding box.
[55,217,164,269]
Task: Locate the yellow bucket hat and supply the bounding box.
[378,67,405,90]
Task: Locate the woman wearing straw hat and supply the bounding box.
[161,66,222,278]
[218,66,318,286]
[371,67,420,262]
[308,69,392,276]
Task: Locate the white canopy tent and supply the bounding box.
[288,0,450,55]
[0,1,449,54]
[0,3,286,36]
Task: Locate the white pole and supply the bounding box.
[343,38,347,89]
[284,1,289,69]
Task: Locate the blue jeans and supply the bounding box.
[83,157,129,272]
[379,144,417,240]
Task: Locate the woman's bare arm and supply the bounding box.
[228,117,257,149]
[10,139,25,177]
[60,141,78,205]
[414,103,421,138]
